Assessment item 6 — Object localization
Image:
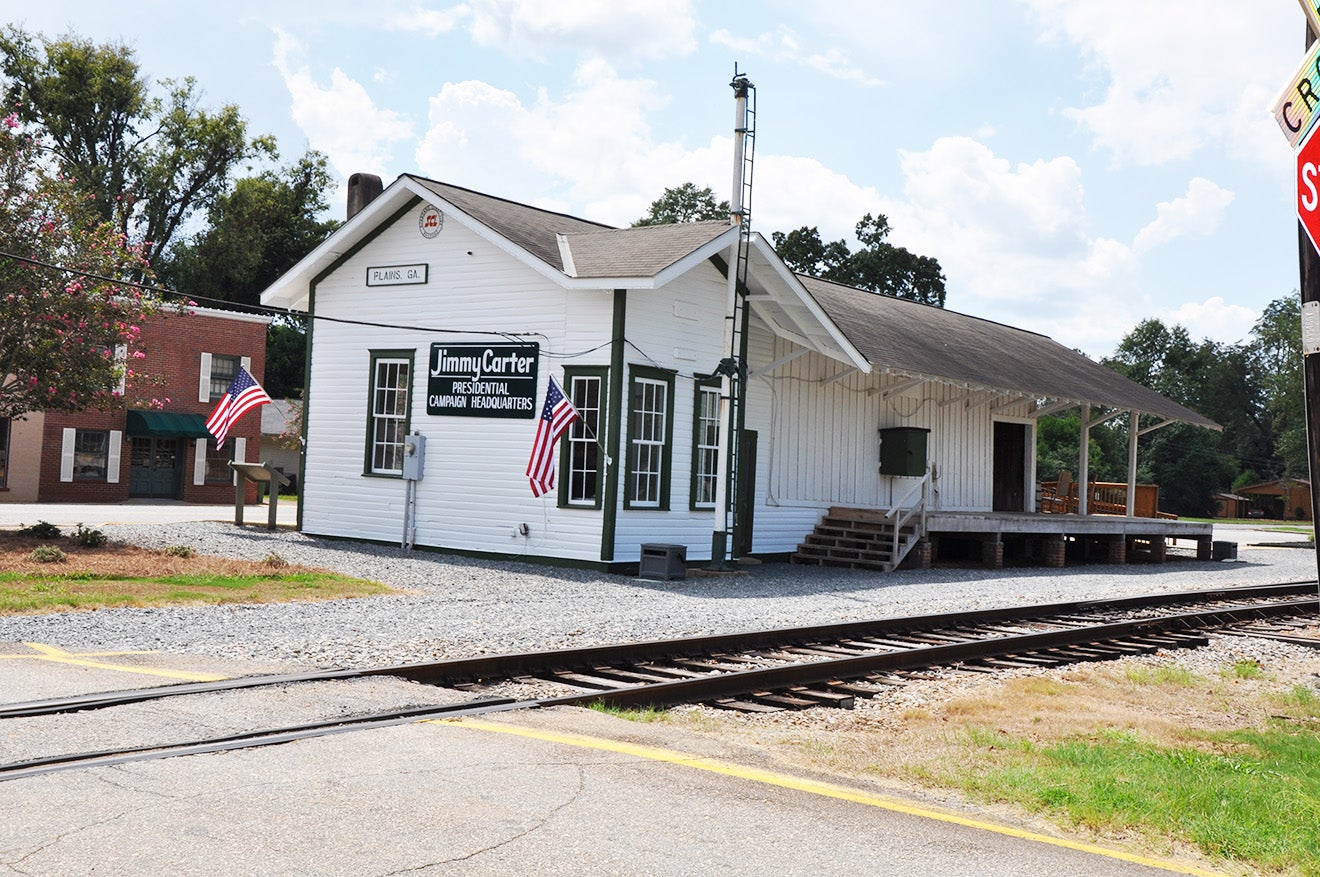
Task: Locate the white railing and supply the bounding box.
[884,468,931,567]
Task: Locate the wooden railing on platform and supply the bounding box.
[1038,480,1175,519]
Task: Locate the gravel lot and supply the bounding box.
[0,521,1314,669]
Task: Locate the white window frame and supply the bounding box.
[563,371,605,508]
[367,352,412,476]
[692,382,721,510]
[625,368,673,510]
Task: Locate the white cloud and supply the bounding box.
[462,0,696,61]
[389,4,472,37]
[1160,296,1261,345]
[415,60,693,219]
[1018,0,1297,167]
[709,26,882,87]
[1133,178,1235,253]
[272,30,414,176]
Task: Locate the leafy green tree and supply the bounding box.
[1251,296,1305,478]
[772,214,947,307]
[1036,412,1126,484]
[1102,318,1250,516]
[0,27,273,270]
[156,151,339,397]
[0,113,166,417]
[633,182,729,226]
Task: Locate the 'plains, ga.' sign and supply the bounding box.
[427,343,539,418]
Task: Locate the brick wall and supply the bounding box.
[34,307,268,504]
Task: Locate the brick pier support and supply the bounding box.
[1042,536,1066,568]
[981,538,1004,569]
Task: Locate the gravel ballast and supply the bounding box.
[0,521,1314,670]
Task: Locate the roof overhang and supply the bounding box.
[741,234,870,372]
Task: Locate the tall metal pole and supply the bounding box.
[1302,23,1320,590]
[711,75,750,568]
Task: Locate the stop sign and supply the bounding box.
[1299,125,1320,255]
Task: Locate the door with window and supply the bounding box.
[130,437,182,498]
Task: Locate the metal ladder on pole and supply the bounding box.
[726,70,756,556]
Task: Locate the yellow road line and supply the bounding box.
[0,643,228,682]
[441,718,1225,877]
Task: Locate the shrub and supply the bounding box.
[29,545,66,563]
[263,551,288,568]
[18,521,61,540]
[163,544,193,558]
[69,523,107,548]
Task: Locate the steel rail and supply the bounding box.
[535,596,1318,710]
[1,591,1314,780]
[2,581,1312,720]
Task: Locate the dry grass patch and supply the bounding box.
[0,532,394,614]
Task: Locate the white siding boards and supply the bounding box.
[263,175,1215,568]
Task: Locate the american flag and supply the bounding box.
[206,365,273,446]
[526,375,578,497]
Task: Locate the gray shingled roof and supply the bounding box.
[407,176,611,272]
[799,275,1220,429]
[563,221,732,277]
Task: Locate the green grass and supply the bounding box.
[588,702,669,723]
[0,570,392,614]
[928,721,1320,874]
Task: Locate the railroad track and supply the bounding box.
[3,581,1317,781]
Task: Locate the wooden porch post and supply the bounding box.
[1126,409,1138,517]
[1078,403,1090,515]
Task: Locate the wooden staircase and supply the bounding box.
[792,506,923,572]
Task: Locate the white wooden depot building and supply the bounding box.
[261,173,1218,571]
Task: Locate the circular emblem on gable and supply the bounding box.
[419,205,444,239]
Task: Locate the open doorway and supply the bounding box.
[992,421,1028,512]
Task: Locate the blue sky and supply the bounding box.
[2,1,1307,358]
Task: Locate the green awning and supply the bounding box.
[125,410,212,439]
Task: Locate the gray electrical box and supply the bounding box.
[639,543,687,581]
[878,427,929,477]
[402,433,426,481]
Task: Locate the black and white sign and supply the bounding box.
[366,263,429,286]
[427,343,539,418]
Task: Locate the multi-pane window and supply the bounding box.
[0,418,8,488]
[563,372,605,507]
[209,354,240,400]
[205,438,235,483]
[368,353,412,475]
[626,368,673,509]
[73,430,109,481]
[692,382,721,509]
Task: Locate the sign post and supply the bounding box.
[1293,20,1320,595]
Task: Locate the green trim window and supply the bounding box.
[625,365,674,509]
[691,377,721,510]
[209,354,240,401]
[73,430,110,481]
[366,350,413,476]
[560,366,607,508]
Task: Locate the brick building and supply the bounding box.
[1,306,271,504]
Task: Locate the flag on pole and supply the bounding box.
[527,375,578,497]
[206,365,273,446]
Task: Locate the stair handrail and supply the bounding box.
[885,468,932,566]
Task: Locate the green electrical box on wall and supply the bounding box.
[878,427,930,477]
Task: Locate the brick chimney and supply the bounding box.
[347,173,383,220]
